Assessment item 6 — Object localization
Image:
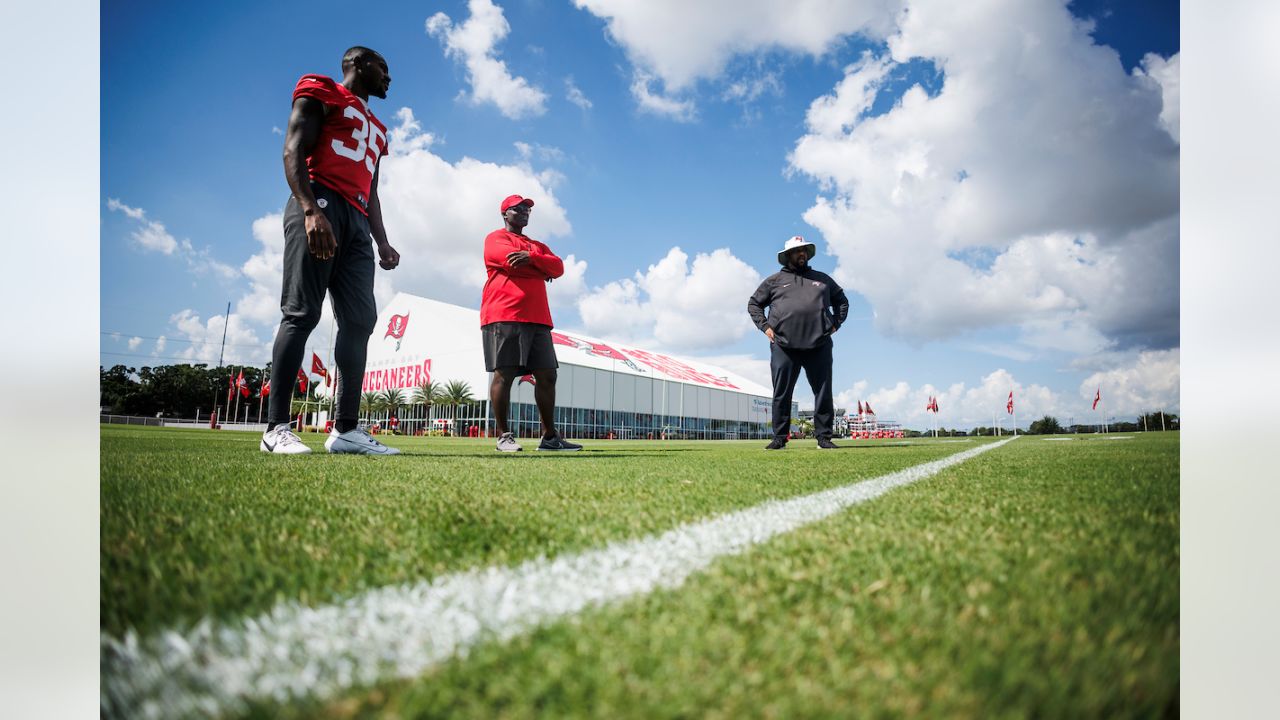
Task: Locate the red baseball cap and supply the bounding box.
[500,194,535,213]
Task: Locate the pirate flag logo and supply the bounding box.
[384,312,410,351]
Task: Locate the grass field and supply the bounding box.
[101,426,1178,718]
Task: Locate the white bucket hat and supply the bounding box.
[777,235,816,265]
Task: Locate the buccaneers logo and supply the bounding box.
[384,312,410,351]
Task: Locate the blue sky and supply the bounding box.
[101,0,1180,429]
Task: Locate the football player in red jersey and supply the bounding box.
[261,46,401,456]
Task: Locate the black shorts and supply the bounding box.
[482,322,559,374]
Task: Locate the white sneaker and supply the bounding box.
[325,427,401,455]
[261,423,312,454]
[496,432,523,452]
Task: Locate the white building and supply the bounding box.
[360,293,781,440]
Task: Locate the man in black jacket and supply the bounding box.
[747,236,849,450]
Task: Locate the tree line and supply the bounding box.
[100,363,479,422]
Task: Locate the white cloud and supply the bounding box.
[167,309,268,367]
[127,336,142,351]
[1136,52,1180,143]
[427,0,549,120]
[565,77,593,110]
[720,70,783,104]
[387,108,438,154]
[833,368,1064,429]
[153,336,166,355]
[271,126,283,136]
[629,70,696,122]
[573,0,901,91]
[107,198,177,254]
[236,213,287,325]
[789,0,1179,354]
[1080,348,1180,416]
[577,247,761,351]
[108,198,239,281]
[375,109,574,306]
[546,253,588,315]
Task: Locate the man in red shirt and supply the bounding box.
[481,195,581,452]
[261,46,401,456]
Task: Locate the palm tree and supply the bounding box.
[411,380,441,435]
[360,391,380,421]
[412,380,440,407]
[381,388,406,429]
[440,380,475,435]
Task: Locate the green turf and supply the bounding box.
[101,428,1178,718]
[102,426,980,638]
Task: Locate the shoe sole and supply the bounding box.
[536,446,582,452]
[495,447,523,452]
[261,441,312,454]
[326,447,400,455]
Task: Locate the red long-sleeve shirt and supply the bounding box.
[480,229,565,326]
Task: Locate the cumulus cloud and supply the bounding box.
[428,0,549,120]
[153,336,166,355]
[1135,52,1180,143]
[1080,348,1180,415]
[127,336,142,351]
[573,0,901,91]
[576,247,761,351]
[167,309,269,367]
[789,0,1180,355]
[375,109,573,305]
[833,368,1061,428]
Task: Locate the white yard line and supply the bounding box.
[101,437,1017,718]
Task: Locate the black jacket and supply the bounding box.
[747,267,849,349]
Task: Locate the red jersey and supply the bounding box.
[292,74,389,215]
[480,229,565,327]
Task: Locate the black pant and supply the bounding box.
[770,340,834,441]
[267,182,377,430]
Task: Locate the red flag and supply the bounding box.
[237,370,250,398]
[1007,391,1014,414]
[1092,387,1101,410]
[857,400,864,415]
[260,379,271,398]
[865,402,874,415]
[297,368,308,394]
[311,352,328,378]
[311,353,332,387]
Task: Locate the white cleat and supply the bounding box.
[495,432,523,452]
[325,427,402,455]
[261,423,313,455]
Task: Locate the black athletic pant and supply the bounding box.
[267,182,377,432]
[769,339,834,441]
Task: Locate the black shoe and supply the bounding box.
[537,434,583,452]
[817,437,839,450]
[764,438,787,450]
